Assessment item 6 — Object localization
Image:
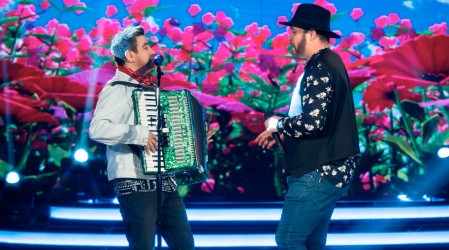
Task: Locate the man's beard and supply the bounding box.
[291,35,306,59]
[136,57,155,75]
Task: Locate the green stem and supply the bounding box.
[436,83,449,124]
[393,87,420,158]
[17,124,39,171]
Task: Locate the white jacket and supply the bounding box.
[89,70,153,180]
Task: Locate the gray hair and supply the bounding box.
[110,26,144,60]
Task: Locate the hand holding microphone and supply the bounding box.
[255,115,285,154]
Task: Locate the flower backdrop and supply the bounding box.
[0,0,448,203]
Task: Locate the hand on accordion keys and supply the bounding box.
[145,132,158,155]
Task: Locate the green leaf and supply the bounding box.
[422,129,449,154]
[228,122,244,140]
[421,114,440,145]
[1,54,29,59]
[48,144,69,167]
[0,17,19,25]
[273,91,291,110]
[143,5,173,16]
[382,135,423,166]
[371,163,395,175]
[279,63,296,73]
[0,160,14,179]
[400,100,425,122]
[397,168,409,182]
[26,33,54,42]
[331,12,345,21]
[246,74,277,92]
[17,0,34,4]
[64,5,91,12]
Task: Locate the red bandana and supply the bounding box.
[117,66,154,87]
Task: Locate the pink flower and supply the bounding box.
[379,36,398,48]
[188,4,201,17]
[224,62,235,73]
[216,11,234,28]
[0,0,8,8]
[78,36,92,52]
[245,22,258,34]
[277,16,288,28]
[55,37,74,56]
[89,18,121,41]
[122,17,135,27]
[202,12,215,26]
[73,28,86,38]
[350,8,363,21]
[399,19,412,29]
[370,27,385,40]
[6,4,37,22]
[429,22,448,35]
[63,0,78,7]
[74,2,86,14]
[317,1,337,15]
[420,99,449,108]
[374,15,389,28]
[40,0,50,10]
[201,178,215,193]
[106,5,118,17]
[388,13,400,25]
[127,0,159,21]
[291,3,300,14]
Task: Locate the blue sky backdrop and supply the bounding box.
[33,0,449,38]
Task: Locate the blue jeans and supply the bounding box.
[275,170,348,249]
[117,190,194,250]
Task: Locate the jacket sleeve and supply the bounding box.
[277,63,334,138]
[89,85,149,146]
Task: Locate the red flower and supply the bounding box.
[363,75,422,112]
[161,73,198,91]
[370,35,449,88]
[16,76,101,111]
[0,93,59,126]
[345,58,375,89]
[0,59,44,81]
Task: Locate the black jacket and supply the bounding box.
[281,48,360,176]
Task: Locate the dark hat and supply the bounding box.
[279,3,340,38]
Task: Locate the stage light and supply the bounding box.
[437,146,449,159]
[74,148,89,163]
[5,171,20,184]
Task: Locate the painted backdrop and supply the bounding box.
[1,0,449,203]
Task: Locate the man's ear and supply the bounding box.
[124,50,133,63]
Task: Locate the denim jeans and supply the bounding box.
[117,190,194,250]
[275,170,348,249]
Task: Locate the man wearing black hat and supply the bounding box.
[256,3,360,249]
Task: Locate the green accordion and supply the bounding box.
[132,88,208,186]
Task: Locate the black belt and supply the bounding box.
[112,177,177,196]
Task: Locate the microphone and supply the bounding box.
[263,113,285,154]
[154,54,164,67]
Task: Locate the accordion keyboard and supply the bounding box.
[135,89,165,173]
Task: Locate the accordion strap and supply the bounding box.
[110,80,145,88]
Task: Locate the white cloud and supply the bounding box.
[437,0,449,4]
[403,0,414,8]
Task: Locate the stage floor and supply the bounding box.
[1,199,449,249]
